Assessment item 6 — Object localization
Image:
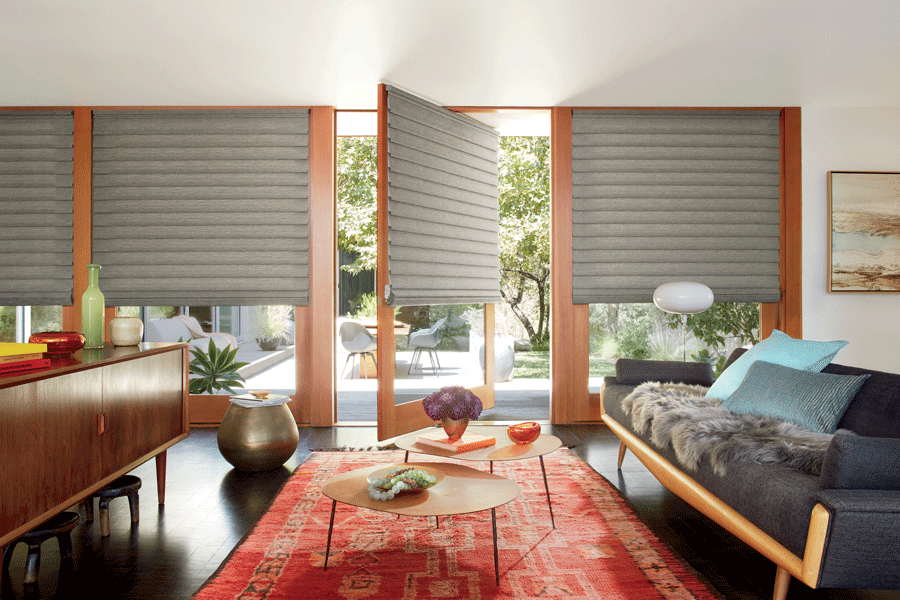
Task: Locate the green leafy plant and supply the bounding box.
[667,302,760,376]
[188,339,250,395]
[347,293,378,320]
[614,305,652,359]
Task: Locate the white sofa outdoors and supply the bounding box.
[144,316,235,350]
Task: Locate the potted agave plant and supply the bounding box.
[422,386,484,441]
[189,339,250,394]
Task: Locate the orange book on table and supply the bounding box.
[415,430,496,453]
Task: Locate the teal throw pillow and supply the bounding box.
[722,360,869,433]
[705,329,848,401]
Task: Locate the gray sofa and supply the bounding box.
[602,348,900,600]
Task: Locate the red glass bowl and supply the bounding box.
[29,332,87,356]
[507,421,541,445]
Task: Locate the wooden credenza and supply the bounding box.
[0,342,188,551]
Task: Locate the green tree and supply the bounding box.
[334,135,553,349]
[336,137,378,274]
[498,137,551,347]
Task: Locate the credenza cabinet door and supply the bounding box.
[99,350,184,479]
[0,370,103,537]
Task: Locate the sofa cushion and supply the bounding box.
[615,358,714,386]
[723,361,869,434]
[820,432,900,490]
[705,329,848,400]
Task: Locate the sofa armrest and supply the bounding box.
[820,432,900,491]
[812,489,900,589]
[815,488,900,512]
[615,358,714,387]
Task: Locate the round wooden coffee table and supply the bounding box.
[321,461,520,585]
[395,425,562,528]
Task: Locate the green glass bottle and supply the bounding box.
[81,263,105,349]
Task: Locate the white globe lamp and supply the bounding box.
[653,282,714,360]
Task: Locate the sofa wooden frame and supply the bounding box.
[601,406,830,600]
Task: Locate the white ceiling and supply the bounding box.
[4,0,900,112]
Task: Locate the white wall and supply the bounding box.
[802,108,900,372]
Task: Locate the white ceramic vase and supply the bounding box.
[109,316,144,346]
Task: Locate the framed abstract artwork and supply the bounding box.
[828,171,900,292]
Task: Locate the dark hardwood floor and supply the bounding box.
[2,425,898,600]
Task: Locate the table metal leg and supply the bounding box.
[539,455,555,529]
[492,507,499,585]
[323,499,336,570]
[398,450,409,520]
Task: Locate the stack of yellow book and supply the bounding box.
[0,342,50,374]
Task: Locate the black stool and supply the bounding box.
[84,475,141,536]
[2,511,79,584]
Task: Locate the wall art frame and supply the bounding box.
[828,170,900,292]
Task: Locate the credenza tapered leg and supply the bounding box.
[156,451,167,504]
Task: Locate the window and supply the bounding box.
[588,301,760,388]
[0,306,63,343]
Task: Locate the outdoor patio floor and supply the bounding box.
[237,347,556,422]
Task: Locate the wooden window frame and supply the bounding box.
[550,107,802,424]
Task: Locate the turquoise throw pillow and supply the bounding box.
[723,360,869,433]
[705,329,848,401]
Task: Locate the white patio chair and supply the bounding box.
[407,317,447,375]
[339,321,377,379]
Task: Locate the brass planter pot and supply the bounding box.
[217,402,299,471]
[441,417,469,442]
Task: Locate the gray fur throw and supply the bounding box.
[622,381,836,477]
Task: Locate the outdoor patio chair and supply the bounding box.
[407,317,447,375]
[339,321,377,379]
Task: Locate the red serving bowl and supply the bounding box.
[29,332,87,355]
[507,421,541,445]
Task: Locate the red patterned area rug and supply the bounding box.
[192,449,720,600]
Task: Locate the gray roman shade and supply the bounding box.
[385,86,501,306]
[0,111,74,306]
[572,109,782,304]
[92,109,309,306]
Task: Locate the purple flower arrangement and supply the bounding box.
[422,386,483,421]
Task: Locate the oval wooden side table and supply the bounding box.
[217,396,299,471]
[321,462,520,585]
